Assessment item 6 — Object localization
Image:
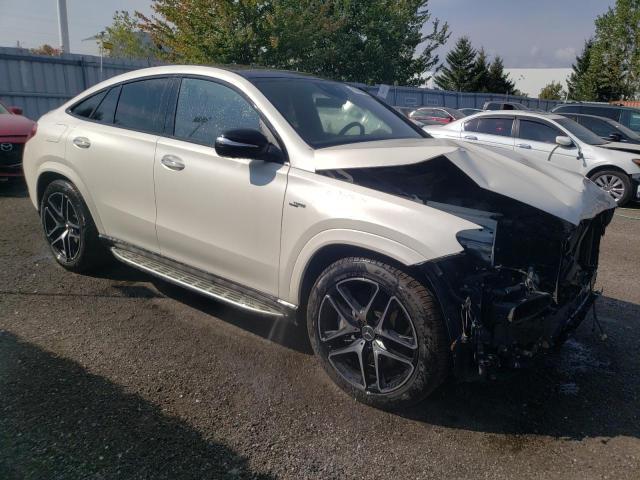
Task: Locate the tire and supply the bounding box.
[589,170,632,206]
[307,257,450,410]
[40,179,109,273]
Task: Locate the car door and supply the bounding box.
[153,77,289,296]
[462,116,515,151]
[65,77,174,253]
[514,117,581,173]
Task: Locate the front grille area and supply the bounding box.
[0,143,25,168]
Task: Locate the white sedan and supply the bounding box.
[424,110,640,205]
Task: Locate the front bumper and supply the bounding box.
[0,142,25,178]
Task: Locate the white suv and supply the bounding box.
[23,66,616,409]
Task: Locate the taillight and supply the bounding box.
[26,122,38,141]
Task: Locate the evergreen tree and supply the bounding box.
[434,37,478,91]
[471,48,490,92]
[486,56,516,94]
[566,39,594,100]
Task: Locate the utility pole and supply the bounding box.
[57,0,70,54]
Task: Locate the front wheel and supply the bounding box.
[307,257,450,410]
[589,170,632,206]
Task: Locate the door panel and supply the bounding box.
[463,116,515,151]
[66,122,160,252]
[515,119,582,173]
[154,138,289,295]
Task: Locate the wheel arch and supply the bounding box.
[586,163,630,179]
[35,165,104,233]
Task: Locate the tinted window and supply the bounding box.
[419,109,448,118]
[554,105,581,114]
[518,120,560,144]
[70,91,107,118]
[465,117,513,136]
[114,78,170,133]
[174,78,261,146]
[252,78,422,148]
[555,117,608,145]
[582,106,619,120]
[578,116,615,137]
[620,109,640,132]
[484,102,500,111]
[92,86,120,124]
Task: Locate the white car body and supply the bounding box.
[424,110,640,203]
[22,66,617,405]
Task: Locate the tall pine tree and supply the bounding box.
[566,40,594,100]
[486,56,516,94]
[434,37,478,91]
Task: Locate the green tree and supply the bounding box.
[471,47,490,92]
[539,81,566,100]
[434,37,477,91]
[103,11,159,60]
[566,39,594,100]
[486,56,516,95]
[136,0,450,85]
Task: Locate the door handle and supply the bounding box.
[72,136,91,149]
[464,135,478,140]
[160,154,185,171]
[516,143,532,149]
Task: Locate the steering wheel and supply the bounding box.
[338,122,365,136]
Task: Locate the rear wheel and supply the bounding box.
[40,179,109,272]
[307,257,450,410]
[589,170,632,206]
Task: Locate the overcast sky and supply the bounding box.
[0,0,616,68]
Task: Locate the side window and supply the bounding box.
[582,106,619,120]
[430,109,450,118]
[485,102,499,111]
[466,117,513,136]
[174,78,261,146]
[91,86,120,124]
[70,91,107,119]
[518,120,561,144]
[620,110,640,132]
[114,78,171,134]
[579,116,614,137]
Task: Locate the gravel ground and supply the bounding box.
[1,181,639,479]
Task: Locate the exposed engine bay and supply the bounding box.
[319,156,614,377]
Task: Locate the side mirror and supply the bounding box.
[214,129,282,162]
[608,132,622,142]
[9,106,23,115]
[555,136,573,148]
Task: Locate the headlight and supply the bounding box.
[456,227,496,266]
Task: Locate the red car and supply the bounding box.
[0,101,35,180]
[409,107,465,124]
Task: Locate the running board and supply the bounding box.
[110,247,291,318]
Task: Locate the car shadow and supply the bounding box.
[88,263,639,441]
[0,179,28,198]
[0,331,274,480]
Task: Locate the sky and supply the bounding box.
[0,0,616,67]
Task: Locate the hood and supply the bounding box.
[599,141,640,155]
[0,113,34,137]
[314,138,616,226]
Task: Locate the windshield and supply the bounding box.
[0,103,8,115]
[251,78,424,148]
[556,117,608,145]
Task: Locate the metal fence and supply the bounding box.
[0,46,562,120]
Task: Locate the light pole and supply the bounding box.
[57,0,70,53]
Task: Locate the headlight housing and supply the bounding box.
[456,227,496,266]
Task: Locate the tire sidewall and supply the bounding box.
[589,170,631,206]
[40,180,92,270]
[307,258,448,409]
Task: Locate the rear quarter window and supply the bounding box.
[69,91,107,119]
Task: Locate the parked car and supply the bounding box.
[24,66,616,409]
[409,106,464,124]
[483,101,530,111]
[459,107,482,116]
[552,102,640,133]
[0,100,35,180]
[424,110,640,205]
[557,113,640,144]
[393,107,441,127]
[393,106,414,118]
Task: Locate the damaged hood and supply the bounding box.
[314,138,616,226]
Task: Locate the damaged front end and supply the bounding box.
[320,154,615,379]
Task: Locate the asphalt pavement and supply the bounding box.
[1,181,638,479]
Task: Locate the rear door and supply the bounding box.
[461,116,515,151]
[514,117,582,173]
[65,77,174,252]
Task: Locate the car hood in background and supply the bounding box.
[314,138,616,226]
[598,141,640,154]
[0,113,34,137]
